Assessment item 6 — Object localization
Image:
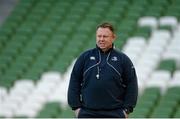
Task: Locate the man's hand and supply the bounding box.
[123,110,128,118]
[75,108,81,117]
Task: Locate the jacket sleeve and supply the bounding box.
[121,54,138,113]
[68,54,85,110]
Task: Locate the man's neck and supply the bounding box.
[99,46,113,53]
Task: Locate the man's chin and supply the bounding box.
[100,47,106,50]
[99,45,106,49]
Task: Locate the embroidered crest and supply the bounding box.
[111,56,118,61]
[90,56,96,60]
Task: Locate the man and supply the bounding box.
[68,22,138,118]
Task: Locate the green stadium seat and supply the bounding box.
[86,38,96,50]
[16,26,33,37]
[22,48,39,58]
[34,55,51,67]
[85,13,102,23]
[51,54,74,73]
[113,0,130,8]
[0,34,9,45]
[114,39,125,50]
[165,4,180,19]
[5,14,24,26]
[0,63,7,75]
[151,0,169,7]
[0,74,17,88]
[11,35,28,48]
[55,1,72,9]
[133,26,151,38]
[159,25,174,32]
[58,106,75,118]
[133,0,149,6]
[129,107,150,118]
[145,10,162,18]
[105,11,121,20]
[23,69,42,81]
[36,102,61,118]
[0,26,14,38]
[151,106,174,118]
[88,6,106,16]
[157,59,176,74]
[174,108,180,118]
[0,80,13,89]
[26,14,44,24]
[15,55,34,68]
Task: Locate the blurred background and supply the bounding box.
[0,0,180,118]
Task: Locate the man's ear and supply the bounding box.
[113,34,116,42]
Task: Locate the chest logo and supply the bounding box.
[111,56,118,61]
[90,56,96,60]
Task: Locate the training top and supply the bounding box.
[68,46,138,113]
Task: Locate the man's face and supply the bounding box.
[96,27,116,52]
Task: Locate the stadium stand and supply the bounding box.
[0,0,180,118]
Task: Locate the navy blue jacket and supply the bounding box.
[68,46,138,113]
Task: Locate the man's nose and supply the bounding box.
[99,36,104,41]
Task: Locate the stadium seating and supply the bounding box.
[0,0,180,118]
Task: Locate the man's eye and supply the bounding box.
[104,36,109,38]
[97,35,109,38]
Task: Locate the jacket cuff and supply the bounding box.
[123,107,133,114]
